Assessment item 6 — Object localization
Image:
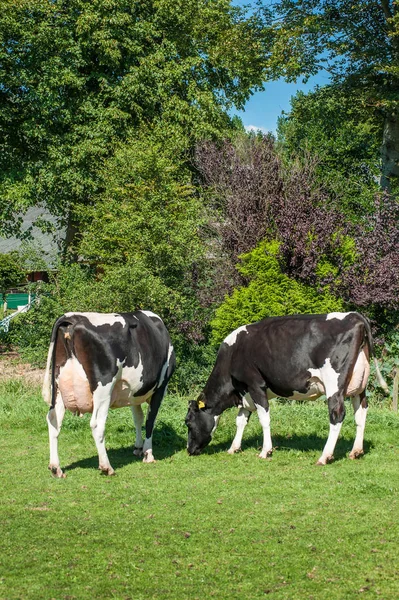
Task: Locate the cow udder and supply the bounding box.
[58,357,93,414]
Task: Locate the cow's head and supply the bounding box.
[185,398,215,455]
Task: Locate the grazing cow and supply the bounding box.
[186,312,388,464]
[43,310,175,477]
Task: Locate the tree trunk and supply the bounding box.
[380,114,399,191]
[63,211,79,261]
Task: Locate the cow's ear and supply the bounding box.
[188,400,199,412]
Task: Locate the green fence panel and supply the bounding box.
[0,293,30,309]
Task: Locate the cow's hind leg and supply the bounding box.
[228,408,251,454]
[349,392,368,459]
[47,392,66,478]
[317,392,345,465]
[142,385,167,463]
[131,404,144,456]
[90,386,114,475]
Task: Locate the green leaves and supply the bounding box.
[211,241,345,343]
[0,0,270,238]
[0,252,26,295]
[277,85,382,217]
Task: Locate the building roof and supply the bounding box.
[0,207,65,268]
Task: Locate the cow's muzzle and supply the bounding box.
[187,447,201,456]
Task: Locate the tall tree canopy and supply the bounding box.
[277,85,382,217]
[0,0,270,241]
[269,0,399,191]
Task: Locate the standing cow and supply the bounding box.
[185,312,388,464]
[43,310,175,477]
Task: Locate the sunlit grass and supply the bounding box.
[0,380,398,599]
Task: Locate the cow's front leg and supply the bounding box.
[142,385,167,463]
[349,392,368,459]
[248,385,272,459]
[317,393,345,465]
[90,387,114,475]
[47,392,66,478]
[131,404,144,456]
[228,408,251,454]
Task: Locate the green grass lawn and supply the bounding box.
[0,378,398,600]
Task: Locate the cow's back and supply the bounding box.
[229,312,367,398]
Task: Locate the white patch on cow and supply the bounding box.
[350,395,368,458]
[211,415,220,437]
[326,312,351,321]
[157,344,174,388]
[318,422,343,465]
[255,404,273,458]
[223,325,248,346]
[64,312,126,327]
[228,408,251,454]
[91,379,116,474]
[289,381,325,401]
[140,310,162,320]
[308,358,340,399]
[131,404,145,451]
[47,391,66,477]
[111,355,147,408]
[240,393,256,411]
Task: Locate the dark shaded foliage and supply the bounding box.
[342,194,399,309]
[196,135,281,262]
[195,135,399,325]
[195,135,283,304]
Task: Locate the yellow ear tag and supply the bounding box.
[198,399,205,409]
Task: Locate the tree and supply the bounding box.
[277,85,382,218]
[196,135,399,332]
[211,240,345,343]
[0,0,270,244]
[77,134,206,328]
[268,0,399,191]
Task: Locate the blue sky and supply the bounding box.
[230,73,330,136]
[229,0,330,135]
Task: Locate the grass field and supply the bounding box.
[0,377,398,600]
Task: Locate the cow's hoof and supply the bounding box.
[99,466,115,476]
[349,449,364,460]
[49,465,65,478]
[316,455,334,466]
[133,446,144,457]
[227,447,240,454]
[258,450,272,459]
[143,451,156,463]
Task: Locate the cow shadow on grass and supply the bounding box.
[63,423,187,474]
[206,433,373,462]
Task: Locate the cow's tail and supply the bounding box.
[42,341,54,406]
[42,316,68,407]
[360,313,389,394]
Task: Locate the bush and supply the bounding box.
[7,295,63,366]
[6,263,217,394]
[211,240,345,343]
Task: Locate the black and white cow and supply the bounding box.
[42,310,175,477]
[186,312,388,464]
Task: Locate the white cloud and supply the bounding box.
[244,124,273,135]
